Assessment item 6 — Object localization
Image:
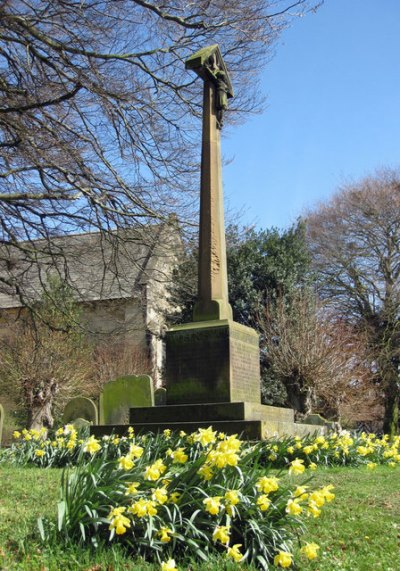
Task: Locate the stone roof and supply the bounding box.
[0,224,179,309]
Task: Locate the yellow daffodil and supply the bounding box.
[161,558,177,571]
[227,544,243,562]
[224,489,240,506]
[108,506,131,535]
[194,426,217,446]
[286,498,302,516]
[212,525,230,544]
[171,447,188,464]
[357,446,372,456]
[320,484,335,502]
[158,527,173,543]
[274,550,293,568]
[129,498,157,518]
[129,444,143,458]
[168,492,181,504]
[118,455,134,471]
[309,490,325,508]
[256,476,279,494]
[144,459,166,481]
[288,458,305,475]
[125,482,140,495]
[294,486,308,500]
[300,542,320,560]
[197,464,214,481]
[66,439,76,450]
[207,449,239,469]
[203,496,222,515]
[83,435,101,455]
[152,486,168,505]
[307,500,321,518]
[257,494,271,512]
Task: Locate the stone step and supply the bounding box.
[92,420,265,440]
[129,401,294,424]
[91,417,321,441]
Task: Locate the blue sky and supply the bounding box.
[222,0,400,230]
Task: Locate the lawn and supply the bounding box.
[1,463,399,570]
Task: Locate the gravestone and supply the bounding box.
[154,387,167,406]
[0,404,4,447]
[100,375,154,425]
[62,397,98,425]
[301,414,335,430]
[71,418,92,433]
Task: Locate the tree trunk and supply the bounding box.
[383,378,399,437]
[25,379,58,434]
[285,377,313,420]
[28,401,54,432]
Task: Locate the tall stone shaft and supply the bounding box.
[194,79,232,321]
[184,45,233,321]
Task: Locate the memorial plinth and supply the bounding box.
[166,320,260,405]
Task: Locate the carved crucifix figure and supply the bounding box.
[185,45,234,322]
[204,51,230,129]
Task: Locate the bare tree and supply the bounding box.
[260,290,373,424]
[0,278,95,430]
[306,169,400,435]
[0,0,320,305]
[92,340,151,391]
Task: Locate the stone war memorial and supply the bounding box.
[93,45,323,440]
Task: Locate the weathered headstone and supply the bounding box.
[0,404,4,447]
[62,397,98,425]
[154,387,167,406]
[301,413,335,430]
[166,45,261,405]
[70,418,92,433]
[99,375,154,425]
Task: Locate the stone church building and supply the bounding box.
[0,222,180,385]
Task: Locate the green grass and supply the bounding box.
[292,465,400,571]
[0,464,399,570]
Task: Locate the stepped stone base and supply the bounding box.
[129,402,294,424]
[91,401,325,440]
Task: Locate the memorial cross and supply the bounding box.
[185,45,234,322]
